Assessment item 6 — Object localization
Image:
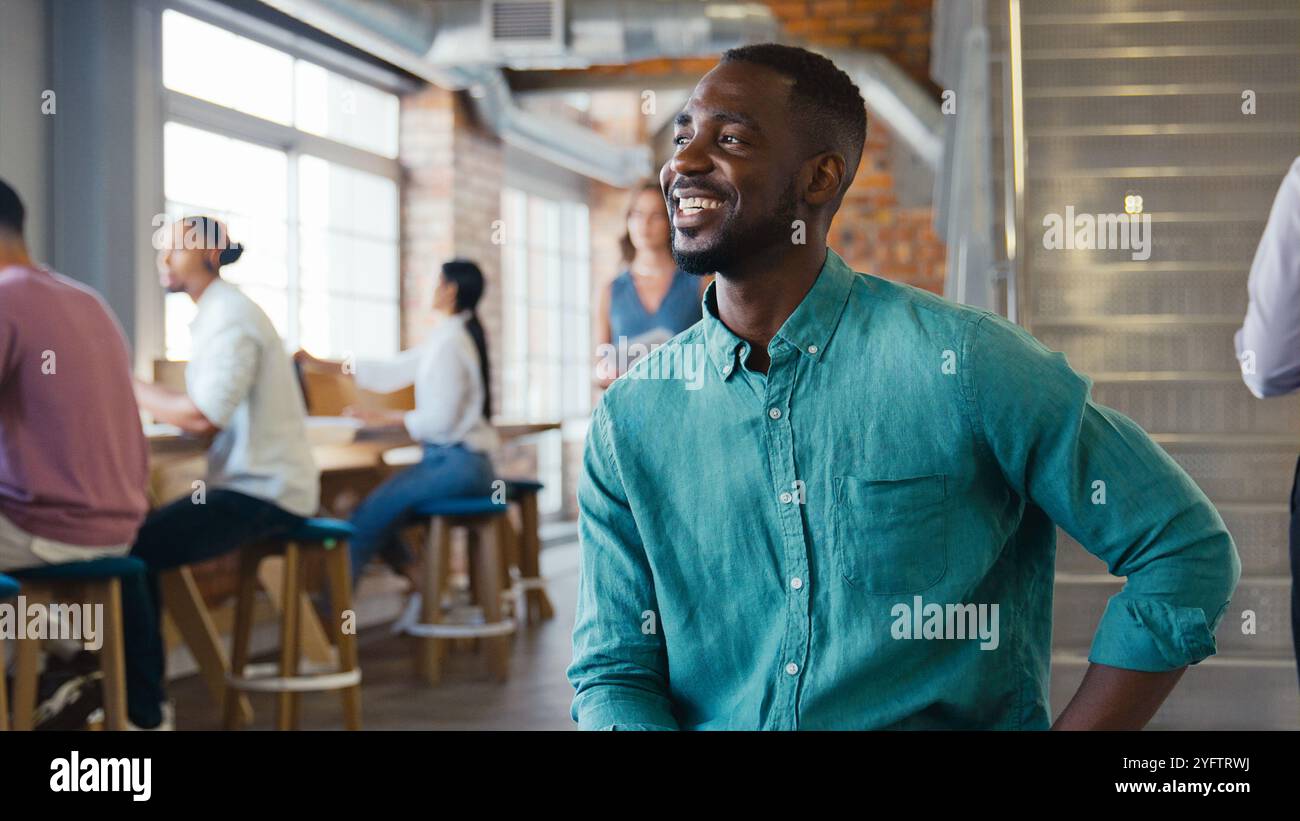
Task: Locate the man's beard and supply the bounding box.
[671,180,799,278]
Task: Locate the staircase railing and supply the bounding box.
[930,0,1026,322]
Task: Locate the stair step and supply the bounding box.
[1053,575,1291,654]
[1022,15,1299,51]
[1027,45,1298,61]
[1029,265,1247,318]
[1029,132,1299,172]
[1024,52,1298,89]
[1026,214,1263,265]
[1023,92,1300,130]
[1058,502,1291,577]
[1026,174,1289,218]
[1153,438,1295,506]
[1028,164,1289,180]
[1050,651,1299,729]
[1088,379,1300,438]
[1022,0,1300,21]
[1025,82,1300,99]
[1030,318,1241,373]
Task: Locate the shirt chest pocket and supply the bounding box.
[832,474,948,595]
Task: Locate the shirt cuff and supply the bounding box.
[1087,596,1220,672]
[573,690,679,731]
[188,383,238,430]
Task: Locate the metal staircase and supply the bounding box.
[939,0,1300,728]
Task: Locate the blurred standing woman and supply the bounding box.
[298,259,498,584]
[595,178,708,386]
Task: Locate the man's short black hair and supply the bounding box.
[720,43,868,193]
[0,178,25,237]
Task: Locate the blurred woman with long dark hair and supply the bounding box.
[298,259,497,584]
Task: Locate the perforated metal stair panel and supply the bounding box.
[1016,0,1300,728]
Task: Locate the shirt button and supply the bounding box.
[768,407,782,420]
[790,577,803,590]
[779,491,793,504]
[785,662,799,676]
[722,364,732,374]
[807,345,818,354]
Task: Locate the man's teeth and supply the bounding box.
[678,196,723,214]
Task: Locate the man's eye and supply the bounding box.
[720,135,742,145]
[673,134,689,146]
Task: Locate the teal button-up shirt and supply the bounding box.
[569,248,1240,730]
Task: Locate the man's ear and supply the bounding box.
[204,247,222,272]
[805,152,847,207]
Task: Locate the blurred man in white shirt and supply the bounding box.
[128,216,320,729]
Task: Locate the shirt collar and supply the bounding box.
[701,247,857,379]
[190,276,232,330]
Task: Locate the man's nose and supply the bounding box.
[669,135,712,177]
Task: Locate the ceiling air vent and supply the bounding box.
[486,0,563,49]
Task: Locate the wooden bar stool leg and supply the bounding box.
[11,584,44,731]
[162,566,253,727]
[497,515,518,619]
[500,514,518,591]
[323,545,362,730]
[463,526,481,655]
[12,637,39,730]
[518,493,553,622]
[11,640,39,731]
[416,518,448,685]
[276,543,303,731]
[259,555,335,666]
[472,522,509,682]
[224,548,260,730]
[97,579,129,731]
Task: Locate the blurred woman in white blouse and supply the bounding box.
[297,259,498,584]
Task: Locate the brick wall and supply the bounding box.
[831,122,947,293]
[399,85,504,404]
[766,0,939,92]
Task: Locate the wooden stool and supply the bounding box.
[6,556,143,731]
[224,518,362,731]
[407,497,514,685]
[0,573,19,731]
[502,479,553,625]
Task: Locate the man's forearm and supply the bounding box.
[135,380,217,435]
[1051,662,1186,730]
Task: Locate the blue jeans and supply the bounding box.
[349,443,495,584]
[124,489,304,728]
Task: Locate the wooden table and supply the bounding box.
[147,419,560,724]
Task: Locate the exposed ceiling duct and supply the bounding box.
[257,0,942,186]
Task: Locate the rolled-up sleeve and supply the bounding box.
[967,313,1241,672]
[1235,157,1300,398]
[567,400,679,730]
[186,326,260,429]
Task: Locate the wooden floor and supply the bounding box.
[168,540,582,731]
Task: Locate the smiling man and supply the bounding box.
[567,44,1241,730]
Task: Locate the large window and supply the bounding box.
[501,188,591,515]
[160,9,400,361]
[500,188,592,422]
